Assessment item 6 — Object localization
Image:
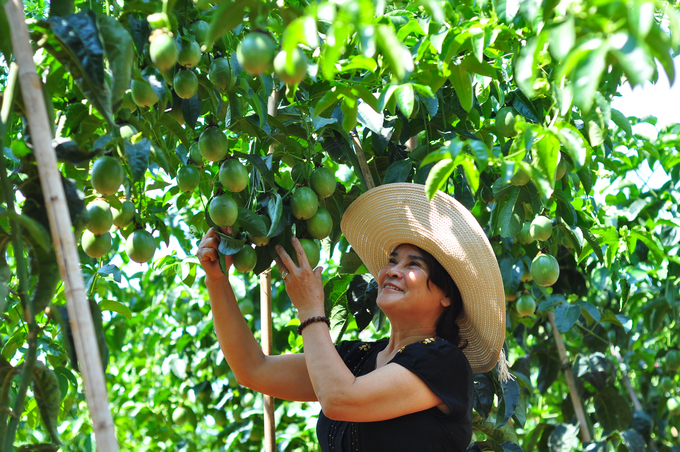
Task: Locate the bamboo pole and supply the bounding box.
[260,88,277,452]
[4,1,119,449]
[548,312,592,443]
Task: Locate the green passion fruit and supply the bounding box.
[555,157,568,180]
[273,49,308,85]
[91,156,125,195]
[199,127,229,162]
[218,159,249,193]
[306,208,333,240]
[125,229,156,264]
[82,230,112,259]
[131,80,159,108]
[531,253,560,287]
[290,187,319,220]
[149,30,179,71]
[515,294,537,317]
[86,200,113,235]
[236,33,276,75]
[122,90,136,110]
[299,238,320,268]
[177,165,200,192]
[510,167,530,186]
[174,70,198,99]
[209,58,233,92]
[112,201,136,228]
[517,222,534,245]
[310,167,336,198]
[667,349,680,371]
[232,246,257,273]
[119,124,138,141]
[178,37,201,68]
[209,194,238,227]
[190,20,210,46]
[189,142,204,167]
[530,216,553,242]
[291,161,313,184]
[496,107,517,138]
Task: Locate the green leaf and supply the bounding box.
[554,123,590,169]
[497,186,523,237]
[0,211,52,252]
[267,193,283,237]
[459,156,480,194]
[628,0,655,41]
[0,6,12,64]
[206,0,250,49]
[158,113,190,149]
[549,16,575,61]
[99,299,132,320]
[571,39,610,112]
[608,33,655,88]
[496,378,520,428]
[449,64,473,112]
[216,233,246,255]
[424,158,456,200]
[593,386,632,432]
[46,11,113,126]
[376,24,414,81]
[395,84,415,118]
[554,303,581,332]
[494,0,520,23]
[32,363,61,443]
[383,159,412,184]
[514,33,544,99]
[96,14,134,110]
[629,228,665,264]
[610,109,633,138]
[314,88,343,118]
[347,274,378,331]
[124,139,151,181]
[236,208,267,237]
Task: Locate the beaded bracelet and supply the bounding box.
[297,316,330,334]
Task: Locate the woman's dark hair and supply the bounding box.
[418,247,467,349]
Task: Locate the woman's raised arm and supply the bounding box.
[198,227,316,402]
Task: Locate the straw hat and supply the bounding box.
[340,183,506,374]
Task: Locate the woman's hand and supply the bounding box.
[275,238,325,317]
[197,227,232,282]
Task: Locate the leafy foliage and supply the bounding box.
[1,0,680,450]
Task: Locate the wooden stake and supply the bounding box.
[4,1,118,449]
[350,133,376,190]
[548,312,592,443]
[260,88,277,452]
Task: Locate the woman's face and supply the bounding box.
[376,244,451,316]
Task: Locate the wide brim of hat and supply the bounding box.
[340,183,505,373]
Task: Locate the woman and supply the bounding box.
[197,183,507,451]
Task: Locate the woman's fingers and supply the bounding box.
[274,257,291,276]
[290,237,311,269]
[275,243,297,271]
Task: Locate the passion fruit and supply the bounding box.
[122,90,136,110]
[517,222,534,245]
[91,156,125,195]
[112,201,136,228]
[209,58,233,92]
[173,70,198,99]
[496,107,517,138]
[306,208,333,240]
[125,229,156,264]
[149,30,179,71]
[299,238,320,268]
[667,349,680,371]
[515,294,537,317]
[199,127,229,161]
[531,253,560,287]
[218,159,249,193]
[291,161,313,184]
[178,37,201,68]
[290,187,319,220]
[310,167,336,198]
[81,230,112,259]
[177,165,200,192]
[236,33,276,75]
[119,124,138,141]
[249,215,272,246]
[209,194,238,227]
[233,246,257,272]
[190,20,210,45]
[86,200,113,235]
[555,157,568,180]
[273,48,308,85]
[530,216,553,242]
[131,80,159,108]
[510,167,530,186]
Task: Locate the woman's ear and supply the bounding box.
[440,296,451,308]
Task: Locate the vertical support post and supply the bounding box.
[260,88,278,452]
[350,133,375,190]
[4,0,118,449]
[548,312,592,443]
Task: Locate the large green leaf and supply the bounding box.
[449,63,473,112]
[44,11,113,126]
[96,14,133,111]
[32,363,61,444]
[593,386,632,432]
[124,139,151,181]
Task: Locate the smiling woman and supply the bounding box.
[197,183,508,452]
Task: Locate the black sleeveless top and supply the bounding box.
[316,338,474,452]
